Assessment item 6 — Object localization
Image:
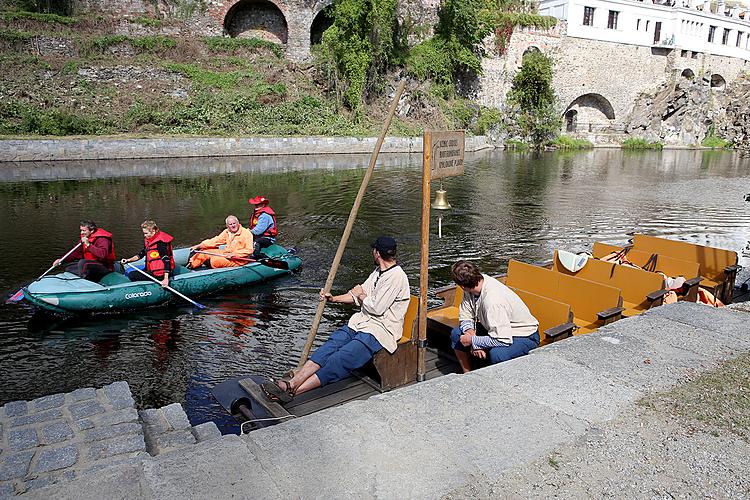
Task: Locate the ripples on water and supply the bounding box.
[0,149,748,433]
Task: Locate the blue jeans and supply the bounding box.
[451,326,540,365]
[310,325,383,386]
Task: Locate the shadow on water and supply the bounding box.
[1,149,749,433]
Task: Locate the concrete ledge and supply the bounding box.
[0,136,495,162]
[22,302,750,499]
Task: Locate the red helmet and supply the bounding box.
[248,196,269,205]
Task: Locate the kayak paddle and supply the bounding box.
[124,263,206,310]
[7,242,82,303]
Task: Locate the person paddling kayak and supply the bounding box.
[53,220,116,283]
[188,215,253,269]
[120,220,175,287]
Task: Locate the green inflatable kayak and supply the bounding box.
[22,245,301,314]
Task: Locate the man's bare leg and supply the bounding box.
[279,360,320,394]
[454,349,473,373]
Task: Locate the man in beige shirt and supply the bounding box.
[188,215,254,269]
[262,236,410,403]
[451,260,539,372]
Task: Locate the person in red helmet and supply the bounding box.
[248,195,278,258]
[120,220,175,287]
[54,219,116,283]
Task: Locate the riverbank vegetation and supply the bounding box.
[551,135,593,149]
[621,138,664,150]
[0,0,563,140]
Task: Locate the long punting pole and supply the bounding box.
[417,131,431,382]
[297,81,407,368]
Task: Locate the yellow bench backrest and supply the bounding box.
[592,242,700,279]
[399,295,420,343]
[633,234,737,282]
[553,250,663,306]
[508,259,621,324]
[510,287,572,345]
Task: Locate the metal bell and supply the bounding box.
[431,189,451,210]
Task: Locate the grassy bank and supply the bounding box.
[0,11,486,138]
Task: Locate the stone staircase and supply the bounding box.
[0,383,223,498]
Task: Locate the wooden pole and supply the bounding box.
[297,80,406,368]
[417,131,431,382]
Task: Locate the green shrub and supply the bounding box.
[472,106,502,135]
[505,139,529,150]
[130,35,176,52]
[622,137,664,149]
[91,34,128,50]
[2,10,77,25]
[19,108,109,135]
[0,29,34,43]
[163,62,250,89]
[130,16,162,28]
[552,135,593,149]
[702,134,731,149]
[203,36,283,58]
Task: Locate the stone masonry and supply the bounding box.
[0,382,220,497]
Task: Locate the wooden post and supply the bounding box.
[417,131,431,382]
[297,81,407,368]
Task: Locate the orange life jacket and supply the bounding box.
[83,228,115,270]
[144,231,175,278]
[250,206,278,238]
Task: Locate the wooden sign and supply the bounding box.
[429,130,465,180]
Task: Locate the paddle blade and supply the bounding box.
[7,289,24,302]
[259,258,289,270]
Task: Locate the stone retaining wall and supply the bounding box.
[0,136,494,162]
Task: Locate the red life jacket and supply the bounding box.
[144,231,175,278]
[250,206,278,238]
[82,228,116,270]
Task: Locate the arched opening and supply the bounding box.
[564,109,578,132]
[563,93,615,132]
[224,0,288,45]
[710,73,726,90]
[681,68,695,79]
[522,46,541,58]
[310,5,334,45]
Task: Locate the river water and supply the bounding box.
[1,148,748,433]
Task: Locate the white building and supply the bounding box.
[539,0,750,61]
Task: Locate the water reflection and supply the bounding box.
[0,148,748,433]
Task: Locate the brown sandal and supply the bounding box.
[260,378,295,404]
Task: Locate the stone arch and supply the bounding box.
[564,93,615,123]
[310,4,334,45]
[523,46,542,58]
[224,0,288,45]
[710,73,726,90]
[681,68,695,79]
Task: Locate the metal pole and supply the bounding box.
[297,81,407,368]
[417,131,431,382]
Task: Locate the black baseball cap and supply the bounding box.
[371,236,397,258]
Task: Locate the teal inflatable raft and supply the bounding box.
[22,245,301,314]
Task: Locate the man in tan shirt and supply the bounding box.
[451,260,539,372]
[188,215,254,269]
[262,236,410,403]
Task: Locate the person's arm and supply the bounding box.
[196,230,227,250]
[120,247,145,264]
[482,301,514,340]
[85,237,111,260]
[319,288,356,304]
[471,336,508,350]
[55,245,83,266]
[250,213,273,236]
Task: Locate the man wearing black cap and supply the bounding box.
[262,236,410,403]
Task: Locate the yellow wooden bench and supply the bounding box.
[551,250,667,317]
[427,281,575,346]
[631,234,740,303]
[592,242,702,302]
[506,259,623,335]
[368,295,419,391]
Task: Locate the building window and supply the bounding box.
[737,31,743,47]
[722,28,731,45]
[583,6,595,26]
[646,20,650,31]
[708,25,716,42]
[607,10,618,29]
[637,19,641,31]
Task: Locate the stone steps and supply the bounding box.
[0,383,223,497]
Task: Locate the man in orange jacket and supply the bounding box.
[188,215,253,269]
[54,220,116,283]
